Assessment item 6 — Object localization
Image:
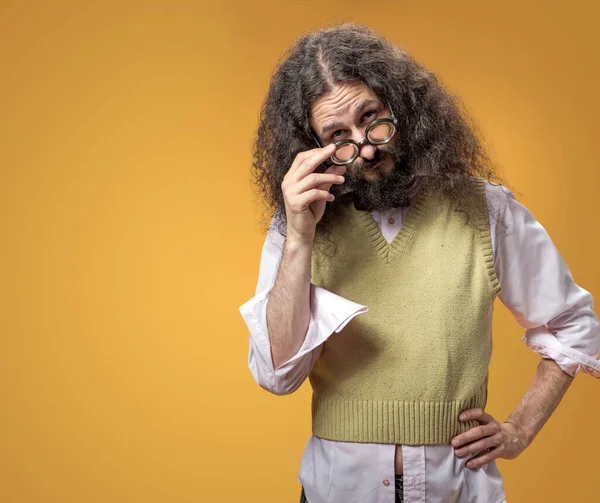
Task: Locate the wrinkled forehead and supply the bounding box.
[309,81,381,134]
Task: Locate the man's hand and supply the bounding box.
[451,360,574,470]
[281,144,345,245]
[451,408,529,469]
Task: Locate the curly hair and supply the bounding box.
[251,23,508,245]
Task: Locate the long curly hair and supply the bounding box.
[251,23,508,245]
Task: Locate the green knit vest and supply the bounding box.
[309,178,501,445]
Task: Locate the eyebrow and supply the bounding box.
[320,99,379,135]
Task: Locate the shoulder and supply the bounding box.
[478,178,517,227]
[478,178,545,242]
[481,179,516,203]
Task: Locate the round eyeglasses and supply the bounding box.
[313,112,398,166]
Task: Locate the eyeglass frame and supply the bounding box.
[311,109,399,166]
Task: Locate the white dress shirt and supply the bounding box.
[239,181,600,503]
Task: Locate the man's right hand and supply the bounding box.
[281,144,347,245]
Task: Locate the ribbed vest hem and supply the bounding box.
[312,392,487,445]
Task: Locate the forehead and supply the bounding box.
[310,82,380,132]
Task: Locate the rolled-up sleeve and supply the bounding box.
[490,184,600,378]
[239,217,368,395]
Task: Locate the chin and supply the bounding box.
[363,169,382,182]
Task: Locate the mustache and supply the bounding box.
[350,141,402,173]
[351,148,385,172]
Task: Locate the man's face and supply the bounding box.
[310,81,394,182]
[309,81,414,211]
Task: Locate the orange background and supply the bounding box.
[0,1,598,502]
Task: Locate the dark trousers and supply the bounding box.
[300,474,404,503]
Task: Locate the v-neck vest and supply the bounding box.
[309,177,501,444]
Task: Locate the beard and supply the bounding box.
[332,141,417,212]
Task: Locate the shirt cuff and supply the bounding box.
[276,284,368,368]
[522,326,600,378]
[240,283,368,372]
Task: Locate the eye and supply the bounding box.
[331,129,345,140]
[362,110,377,122]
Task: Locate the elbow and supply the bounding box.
[256,372,306,396]
[268,383,301,396]
[247,338,313,396]
[248,363,305,396]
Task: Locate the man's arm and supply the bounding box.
[241,219,368,394]
[487,181,600,378]
[241,222,368,394]
[265,143,343,368]
[242,143,355,385]
[266,239,312,369]
[451,183,597,468]
[504,358,574,448]
[451,358,574,469]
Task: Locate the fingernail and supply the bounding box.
[459,414,466,421]
[451,439,459,447]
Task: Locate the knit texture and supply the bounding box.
[309,177,501,444]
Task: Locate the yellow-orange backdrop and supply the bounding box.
[0,1,598,502]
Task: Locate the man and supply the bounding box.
[239,24,600,503]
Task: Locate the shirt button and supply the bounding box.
[388,217,395,225]
[383,479,390,486]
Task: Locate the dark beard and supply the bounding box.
[333,143,417,212]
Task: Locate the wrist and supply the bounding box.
[285,233,315,251]
[503,418,533,449]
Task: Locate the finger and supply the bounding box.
[466,447,503,470]
[294,173,345,196]
[293,188,335,211]
[454,434,500,457]
[458,408,495,424]
[316,164,348,192]
[287,145,334,179]
[292,144,337,180]
[451,424,499,448]
[323,163,347,175]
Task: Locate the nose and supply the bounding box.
[353,130,377,160]
[359,143,377,160]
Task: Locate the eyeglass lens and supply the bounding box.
[331,122,397,163]
[367,122,395,144]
